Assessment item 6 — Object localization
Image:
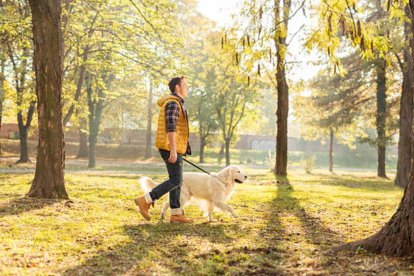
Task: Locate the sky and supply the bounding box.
[196,0,241,28]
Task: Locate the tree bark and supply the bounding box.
[274,0,291,177]
[376,59,387,178]
[27,0,68,199]
[145,78,153,159]
[329,128,334,173]
[395,17,414,188]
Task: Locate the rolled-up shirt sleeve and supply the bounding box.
[165,101,180,133]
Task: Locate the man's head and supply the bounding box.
[168,76,188,97]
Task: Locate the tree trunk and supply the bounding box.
[274,63,289,176]
[0,98,2,156]
[86,74,96,168]
[16,101,35,163]
[217,142,224,164]
[145,78,153,159]
[88,99,104,168]
[27,0,68,199]
[199,136,205,163]
[329,128,334,173]
[274,0,291,177]
[77,128,88,158]
[0,57,5,156]
[88,133,96,168]
[86,73,105,169]
[225,137,230,166]
[395,18,414,188]
[376,59,387,178]
[17,126,29,163]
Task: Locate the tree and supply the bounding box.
[0,1,36,163]
[298,50,398,176]
[191,68,219,163]
[57,0,183,167]
[294,66,369,173]
[231,0,306,176]
[27,0,68,199]
[213,41,259,166]
[186,32,220,163]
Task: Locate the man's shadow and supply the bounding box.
[62,221,236,275]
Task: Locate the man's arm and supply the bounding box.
[165,101,180,163]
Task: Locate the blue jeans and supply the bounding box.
[149,149,183,209]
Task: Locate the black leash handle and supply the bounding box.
[183,158,211,175]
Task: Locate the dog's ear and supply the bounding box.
[223,167,236,192]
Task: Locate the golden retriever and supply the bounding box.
[139,165,247,222]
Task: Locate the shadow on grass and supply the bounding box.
[62,222,236,275]
[0,197,58,218]
[309,174,400,192]
[276,179,343,250]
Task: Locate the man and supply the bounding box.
[135,76,193,223]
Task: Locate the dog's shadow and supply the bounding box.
[126,220,235,243]
[62,220,235,275]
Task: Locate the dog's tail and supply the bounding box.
[139,176,160,193]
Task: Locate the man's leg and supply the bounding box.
[169,185,182,215]
[134,150,182,220]
[145,151,183,204]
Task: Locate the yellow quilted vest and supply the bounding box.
[155,94,189,154]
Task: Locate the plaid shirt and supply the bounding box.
[165,93,186,133]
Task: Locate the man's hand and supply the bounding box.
[168,150,178,164]
[167,132,178,163]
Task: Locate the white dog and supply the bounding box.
[139,165,247,222]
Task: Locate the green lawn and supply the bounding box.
[0,168,413,275]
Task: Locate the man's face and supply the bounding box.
[176,78,188,97]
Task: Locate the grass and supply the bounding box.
[0,167,413,275]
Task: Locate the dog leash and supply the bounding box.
[182,158,211,175]
[182,158,231,188]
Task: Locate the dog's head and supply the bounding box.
[219,165,248,187]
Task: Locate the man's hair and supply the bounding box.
[168,76,185,93]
